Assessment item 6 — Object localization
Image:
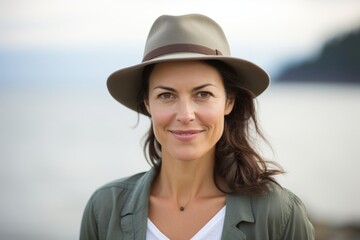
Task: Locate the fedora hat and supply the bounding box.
[107,14,270,112]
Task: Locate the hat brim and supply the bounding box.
[107,53,270,113]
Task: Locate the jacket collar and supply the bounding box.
[220,194,254,240]
[119,168,157,240]
[118,168,255,240]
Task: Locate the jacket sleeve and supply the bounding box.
[80,197,99,240]
[280,190,315,240]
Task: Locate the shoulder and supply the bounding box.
[94,172,148,195]
[88,171,149,206]
[80,170,154,239]
[83,170,153,217]
[250,183,315,239]
[250,182,308,223]
[251,182,300,212]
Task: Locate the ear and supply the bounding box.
[144,99,151,115]
[224,97,235,115]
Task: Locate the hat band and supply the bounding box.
[142,44,223,62]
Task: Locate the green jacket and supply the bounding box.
[80,168,314,239]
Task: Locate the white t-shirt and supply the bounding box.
[146,206,226,240]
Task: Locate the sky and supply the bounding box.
[1,0,360,77]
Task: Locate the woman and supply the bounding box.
[80,14,314,240]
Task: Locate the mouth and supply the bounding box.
[169,130,204,141]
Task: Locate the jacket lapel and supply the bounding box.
[118,169,255,240]
[120,169,157,240]
[221,194,254,240]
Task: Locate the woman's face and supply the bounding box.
[145,61,234,162]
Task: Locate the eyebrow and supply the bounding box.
[153,84,216,91]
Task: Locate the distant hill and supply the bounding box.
[276,27,360,83]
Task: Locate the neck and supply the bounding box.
[151,151,222,208]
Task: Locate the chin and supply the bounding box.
[165,146,214,162]
[174,155,201,162]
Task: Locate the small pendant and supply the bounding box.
[179,207,185,211]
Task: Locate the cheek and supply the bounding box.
[150,106,173,130]
[201,107,226,129]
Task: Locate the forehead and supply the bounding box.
[148,60,224,87]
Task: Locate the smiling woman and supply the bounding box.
[80,14,315,240]
[144,61,233,164]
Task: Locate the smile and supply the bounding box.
[169,130,204,141]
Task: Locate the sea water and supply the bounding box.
[0,83,359,239]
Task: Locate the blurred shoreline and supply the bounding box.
[313,221,360,240]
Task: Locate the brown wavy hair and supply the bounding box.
[136,60,284,195]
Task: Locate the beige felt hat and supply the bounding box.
[107,14,270,112]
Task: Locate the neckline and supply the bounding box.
[147,205,226,240]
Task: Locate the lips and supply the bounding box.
[169,130,203,141]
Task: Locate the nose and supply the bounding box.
[176,98,195,123]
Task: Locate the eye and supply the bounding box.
[158,92,175,100]
[195,91,212,99]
